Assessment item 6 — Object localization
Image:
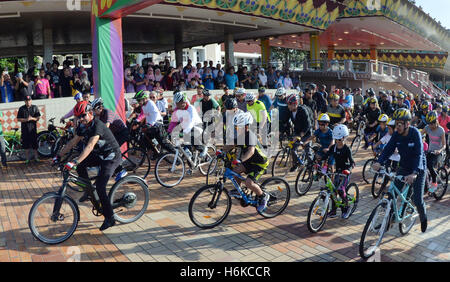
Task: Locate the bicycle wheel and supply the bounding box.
[371,172,389,199]
[362,158,376,184]
[294,166,314,196]
[306,192,330,233]
[155,153,185,188]
[28,193,79,245]
[188,184,232,229]
[258,177,290,218]
[122,147,151,179]
[198,145,216,176]
[271,148,292,178]
[205,156,225,185]
[37,131,58,158]
[359,201,389,259]
[350,135,362,155]
[345,183,359,217]
[109,175,149,224]
[398,201,417,235]
[433,167,448,200]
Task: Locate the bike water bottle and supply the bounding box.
[321,165,328,175]
[184,147,192,159]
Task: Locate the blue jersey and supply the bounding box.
[314,128,333,149]
[376,125,388,140]
[272,97,290,122]
[258,95,272,117]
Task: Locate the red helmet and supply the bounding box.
[74,101,92,117]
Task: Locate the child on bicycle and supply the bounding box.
[325,124,355,219]
[306,113,334,171]
[370,114,389,156]
[221,112,270,213]
[374,118,400,172]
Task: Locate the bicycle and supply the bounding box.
[3,128,26,161]
[306,169,359,233]
[362,146,381,184]
[423,154,448,201]
[350,118,367,155]
[371,166,396,199]
[28,162,150,244]
[37,117,64,158]
[359,174,418,259]
[294,143,325,196]
[188,153,290,229]
[270,136,305,179]
[154,139,216,188]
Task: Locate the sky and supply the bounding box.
[414,0,450,30]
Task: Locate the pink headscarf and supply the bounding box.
[145,68,155,81]
[154,68,163,82]
[188,67,200,81]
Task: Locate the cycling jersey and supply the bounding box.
[363,107,381,125]
[272,97,289,122]
[314,128,333,149]
[247,100,271,123]
[327,104,345,125]
[98,108,127,135]
[168,103,203,134]
[76,119,121,160]
[238,132,269,181]
[375,125,388,140]
[327,144,355,171]
[438,114,450,133]
[139,99,162,126]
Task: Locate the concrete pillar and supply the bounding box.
[327,45,335,60]
[310,33,320,67]
[175,42,183,68]
[43,28,53,68]
[224,33,235,68]
[261,38,270,68]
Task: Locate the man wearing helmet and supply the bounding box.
[55,102,121,231]
[326,93,346,127]
[246,92,270,130]
[303,88,318,122]
[91,98,129,148]
[325,124,355,219]
[306,113,334,164]
[412,101,430,129]
[270,87,290,139]
[222,112,270,213]
[234,88,247,112]
[394,92,410,111]
[223,98,243,145]
[423,111,446,194]
[362,97,381,149]
[373,108,428,233]
[379,91,394,116]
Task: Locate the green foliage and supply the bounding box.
[0,57,39,73]
[270,47,307,69]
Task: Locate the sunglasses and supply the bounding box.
[149,96,156,99]
[319,123,327,126]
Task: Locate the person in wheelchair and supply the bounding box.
[324,124,355,219]
[221,112,270,213]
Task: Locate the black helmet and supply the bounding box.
[367,88,375,96]
[224,98,238,110]
[392,108,412,121]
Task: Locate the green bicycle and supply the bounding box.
[359,170,418,259]
[3,128,26,161]
[306,168,359,233]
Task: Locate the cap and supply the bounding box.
[24,95,32,101]
[197,84,205,89]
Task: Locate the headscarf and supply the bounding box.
[145,67,155,81]
[154,68,163,82]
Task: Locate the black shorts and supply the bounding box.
[242,162,267,182]
[22,130,38,149]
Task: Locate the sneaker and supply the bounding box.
[115,169,128,182]
[79,192,90,203]
[257,192,270,213]
[341,207,351,219]
[99,217,116,231]
[229,188,242,199]
[328,210,338,218]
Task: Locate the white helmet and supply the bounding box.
[91,97,103,110]
[387,118,395,126]
[245,92,256,102]
[378,114,389,122]
[332,124,349,140]
[235,88,246,96]
[318,113,330,123]
[275,87,287,97]
[233,112,253,127]
[173,91,186,104]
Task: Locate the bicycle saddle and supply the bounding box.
[342,170,351,176]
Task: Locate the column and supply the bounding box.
[26,31,34,72]
[327,45,335,60]
[175,43,183,68]
[370,45,378,72]
[43,28,53,68]
[91,15,125,121]
[224,33,235,68]
[310,33,320,67]
[260,38,270,68]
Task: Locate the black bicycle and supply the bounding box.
[28,163,150,244]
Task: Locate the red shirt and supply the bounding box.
[438,114,450,133]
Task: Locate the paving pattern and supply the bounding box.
[0,143,449,262]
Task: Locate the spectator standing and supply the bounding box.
[258,68,268,87]
[283,73,293,90]
[72,58,81,75]
[49,63,61,97]
[134,66,147,92]
[0,72,14,103]
[124,68,135,93]
[266,68,277,89]
[202,68,215,90]
[213,64,222,78]
[154,68,164,83]
[15,72,31,100]
[249,68,260,89]
[59,67,73,97]
[34,69,51,99]
[238,67,251,89]
[257,87,272,114]
[224,67,239,90]
[17,95,41,163]
[80,71,91,93]
[0,112,7,167]
[214,69,225,89]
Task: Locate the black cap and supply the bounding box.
[24,95,32,101]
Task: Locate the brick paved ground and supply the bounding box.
[0,143,449,262]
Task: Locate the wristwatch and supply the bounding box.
[73,159,79,165]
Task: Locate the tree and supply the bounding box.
[270,47,307,70]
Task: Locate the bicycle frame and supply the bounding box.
[320,172,353,209]
[385,178,416,223]
[223,167,258,206]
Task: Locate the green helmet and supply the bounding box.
[134,90,149,100]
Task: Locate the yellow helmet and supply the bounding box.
[426,111,438,124]
[368,97,378,104]
[330,93,340,100]
[318,113,330,123]
[387,118,395,126]
[378,114,389,123]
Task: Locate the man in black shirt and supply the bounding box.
[238,67,251,89]
[56,102,121,231]
[17,95,41,163]
[59,67,73,97]
[303,88,318,124]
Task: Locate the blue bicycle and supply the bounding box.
[188,153,290,229]
[359,170,418,259]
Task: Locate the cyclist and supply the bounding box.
[134,90,174,154]
[168,91,206,158]
[325,124,355,219]
[379,91,394,116]
[363,88,377,107]
[223,97,243,145]
[372,108,428,233]
[326,93,346,127]
[287,93,314,171]
[303,87,318,122]
[395,91,410,110]
[246,92,270,135]
[91,98,129,147]
[369,114,389,153]
[423,111,446,193]
[257,87,272,116]
[438,105,450,157]
[60,91,90,125]
[222,112,270,212]
[270,87,290,139]
[306,113,334,165]
[362,97,381,149]
[55,102,120,231]
[373,118,399,172]
[234,88,247,112]
[412,101,430,129]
